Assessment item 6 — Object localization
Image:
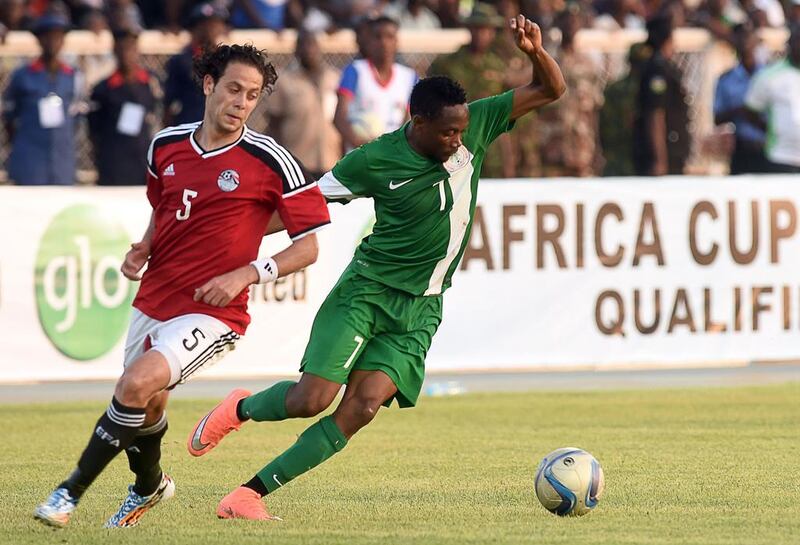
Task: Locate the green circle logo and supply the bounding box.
[35,204,134,360]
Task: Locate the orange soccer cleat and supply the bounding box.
[216,486,282,521]
[187,388,251,457]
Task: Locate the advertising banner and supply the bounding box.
[1,177,798,383]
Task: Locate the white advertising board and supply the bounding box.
[1,176,798,383]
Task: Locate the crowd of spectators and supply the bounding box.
[1,0,799,185]
[2,0,800,35]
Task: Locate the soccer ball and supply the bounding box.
[534,447,605,517]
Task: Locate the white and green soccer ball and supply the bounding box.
[534,447,605,517]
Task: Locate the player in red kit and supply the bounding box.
[34,44,330,529]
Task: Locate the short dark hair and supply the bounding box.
[409,76,468,120]
[369,15,399,29]
[646,14,673,51]
[193,43,278,94]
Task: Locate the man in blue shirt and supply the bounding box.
[2,12,81,185]
[714,24,768,174]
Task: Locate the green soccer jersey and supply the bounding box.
[318,90,515,296]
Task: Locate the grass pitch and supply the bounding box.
[2,383,799,545]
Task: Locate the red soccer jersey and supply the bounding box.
[133,122,330,334]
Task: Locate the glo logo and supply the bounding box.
[35,204,135,360]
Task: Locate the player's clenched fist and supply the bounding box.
[510,14,543,55]
[194,265,259,307]
[120,240,151,281]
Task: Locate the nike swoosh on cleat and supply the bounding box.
[388,178,413,190]
[191,413,212,452]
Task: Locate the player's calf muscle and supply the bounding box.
[284,375,340,417]
[285,386,337,417]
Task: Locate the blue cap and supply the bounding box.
[32,12,71,35]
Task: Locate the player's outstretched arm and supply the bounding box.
[508,14,567,121]
[121,211,155,281]
[193,234,319,307]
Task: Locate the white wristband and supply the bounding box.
[250,257,279,284]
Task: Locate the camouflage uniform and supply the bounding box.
[599,76,638,176]
[599,43,652,177]
[490,31,542,178]
[536,46,604,177]
[428,45,510,178]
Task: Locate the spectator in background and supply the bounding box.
[106,0,145,31]
[633,14,691,175]
[353,14,374,57]
[2,12,82,185]
[538,6,605,177]
[594,0,645,30]
[658,0,687,27]
[595,0,645,80]
[81,8,109,33]
[78,9,116,90]
[745,24,800,172]
[790,0,800,25]
[384,0,442,29]
[266,31,341,178]
[0,0,30,34]
[690,0,745,44]
[136,0,166,30]
[27,1,66,19]
[428,4,505,99]
[739,0,784,28]
[163,2,228,126]
[600,42,652,176]
[432,0,463,28]
[523,0,559,32]
[428,2,511,177]
[491,0,542,177]
[333,15,418,151]
[226,0,303,29]
[88,25,158,185]
[321,0,386,28]
[53,0,95,25]
[713,24,768,174]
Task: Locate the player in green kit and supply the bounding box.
[188,14,566,520]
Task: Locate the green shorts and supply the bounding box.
[300,266,443,408]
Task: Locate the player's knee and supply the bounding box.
[350,396,383,427]
[115,371,156,407]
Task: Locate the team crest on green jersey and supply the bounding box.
[443,146,471,173]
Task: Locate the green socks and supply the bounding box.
[239,380,295,422]
[239,385,348,496]
[255,416,347,495]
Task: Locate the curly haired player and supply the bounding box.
[34,43,330,529]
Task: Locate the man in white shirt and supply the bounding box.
[745,24,800,173]
[333,15,418,151]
